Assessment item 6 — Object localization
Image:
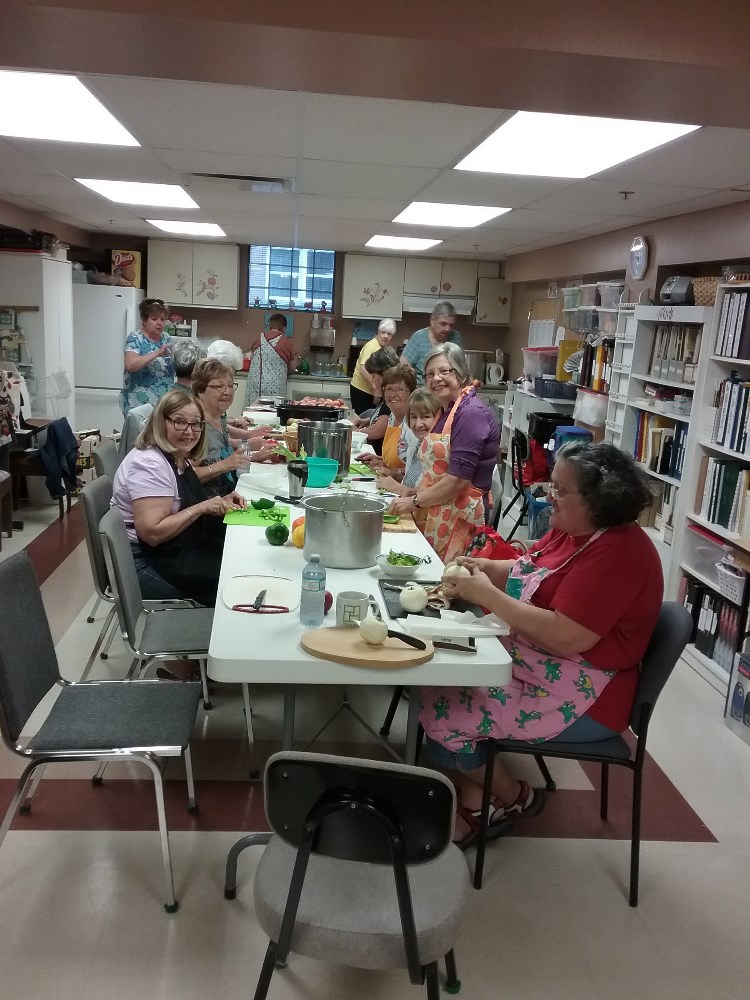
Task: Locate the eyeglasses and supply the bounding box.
[166,416,204,433]
[207,382,238,392]
[424,368,455,382]
[547,483,581,500]
[383,385,409,395]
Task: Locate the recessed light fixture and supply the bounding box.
[0,70,138,146]
[147,220,226,237]
[365,235,442,251]
[455,111,700,178]
[393,202,511,227]
[76,179,198,208]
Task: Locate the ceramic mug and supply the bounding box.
[336,591,370,627]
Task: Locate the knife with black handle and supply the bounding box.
[386,630,427,650]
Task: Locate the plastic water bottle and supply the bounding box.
[299,553,326,627]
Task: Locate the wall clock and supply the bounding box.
[629,235,649,280]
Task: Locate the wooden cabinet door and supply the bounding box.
[475,278,513,325]
[192,243,239,308]
[147,239,193,305]
[341,254,405,319]
[440,259,478,298]
[404,257,442,295]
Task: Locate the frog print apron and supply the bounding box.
[415,385,487,563]
[245,333,288,404]
[420,530,616,754]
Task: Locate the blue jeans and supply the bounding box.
[130,542,187,601]
[425,712,619,771]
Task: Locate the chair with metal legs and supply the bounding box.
[92,438,120,481]
[500,429,530,541]
[0,551,202,913]
[80,476,119,678]
[472,602,693,905]
[226,751,469,1000]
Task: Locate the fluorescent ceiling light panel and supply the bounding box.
[147,220,226,237]
[455,111,700,178]
[366,235,442,251]
[0,71,138,146]
[76,179,198,208]
[393,202,511,227]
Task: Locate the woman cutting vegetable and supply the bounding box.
[112,389,246,607]
[389,343,498,562]
[422,442,663,848]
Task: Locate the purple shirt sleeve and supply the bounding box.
[433,394,499,490]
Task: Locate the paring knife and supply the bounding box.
[367,594,427,650]
[252,588,267,611]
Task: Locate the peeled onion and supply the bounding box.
[442,561,471,581]
[399,583,429,613]
[360,612,389,645]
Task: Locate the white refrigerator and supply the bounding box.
[72,284,144,434]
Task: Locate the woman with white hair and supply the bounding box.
[349,318,396,415]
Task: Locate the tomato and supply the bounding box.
[292,516,305,531]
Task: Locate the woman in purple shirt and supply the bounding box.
[389,343,499,562]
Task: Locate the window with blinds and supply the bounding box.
[247,245,336,311]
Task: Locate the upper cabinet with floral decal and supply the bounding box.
[147,239,239,309]
[341,254,405,319]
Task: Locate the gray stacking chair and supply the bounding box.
[225,752,470,1000]
[472,602,693,905]
[92,438,120,480]
[99,507,214,709]
[80,475,119,676]
[0,551,201,913]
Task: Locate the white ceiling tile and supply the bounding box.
[297,195,404,220]
[417,171,575,207]
[652,190,750,217]
[6,140,178,182]
[0,174,98,200]
[185,188,297,213]
[0,139,60,175]
[298,160,438,199]
[523,179,719,215]
[301,93,506,167]
[158,149,298,179]
[483,208,622,232]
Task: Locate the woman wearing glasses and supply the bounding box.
[192,358,277,497]
[111,389,246,607]
[120,298,176,415]
[389,342,498,562]
[422,441,662,848]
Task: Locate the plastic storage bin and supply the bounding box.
[576,307,597,333]
[597,308,618,335]
[534,377,577,399]
[579,283,600,306]
[573,387,609,427]
[562,286,581,310]
[597,282,625,309]
[522,347,558,378]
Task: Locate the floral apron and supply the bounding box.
[381,422,405,470]
[245,334,288,405]
[415,386,486,563]
[420,530,616,753]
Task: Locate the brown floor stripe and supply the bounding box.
[21,500,85,585]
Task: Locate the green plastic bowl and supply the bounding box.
[305,456,338,488]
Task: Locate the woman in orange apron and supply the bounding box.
[389,343,499,563]
[378,364,418,470]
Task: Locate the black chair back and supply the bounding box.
[510,429,529,493]
[0,552,60,745]
[265,751,455,866]
[629,601,693,733]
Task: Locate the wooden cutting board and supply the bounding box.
[383,512,418,533]
[301,627,434,668]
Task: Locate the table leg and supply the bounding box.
[282,685,296,750]
[405,685,421,765]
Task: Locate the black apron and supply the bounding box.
[139,455,226,607]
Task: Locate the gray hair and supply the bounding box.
[431,300,457,320]
[377,319,397,336]
[172,340,207,378]
[423,342,472,387]
[555,441,654,528]
[364,346,399,375]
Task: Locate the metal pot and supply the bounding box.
[296,420,352,474]
[302,493,387,568]
[462,350,491,382]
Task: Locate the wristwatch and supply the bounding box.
[412,495,421,509]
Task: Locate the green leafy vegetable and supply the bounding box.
[271,444,297,462]
[385,550,431,566]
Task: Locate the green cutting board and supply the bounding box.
[349,462,372,475]
[223,505,291,527]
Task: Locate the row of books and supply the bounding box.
[715,289,750,360]
[633,412,687,480]
[648,323,702,384]
[710,371,750,453]
[637,479,675,543]
[577,340,613,394]
[695,456,750,534]
[679,575,743,674]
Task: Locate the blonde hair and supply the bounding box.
[407,387,441,421]
[136,389,208,463]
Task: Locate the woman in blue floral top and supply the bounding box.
[119,298,175,414]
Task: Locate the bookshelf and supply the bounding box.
[677,285,750,696]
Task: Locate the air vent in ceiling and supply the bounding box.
[185,173,296,194]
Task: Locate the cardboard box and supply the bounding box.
[111,249,142,288]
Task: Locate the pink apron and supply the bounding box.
[420,530,616,753]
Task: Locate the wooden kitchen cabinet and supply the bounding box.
[147,239,239,309]
[341,254,405,319]
[474,277,513,325]
[404,258,478,298]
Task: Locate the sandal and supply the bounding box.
[467,800,515,842]
[454,803,480,851]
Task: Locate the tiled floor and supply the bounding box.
[1,498,749,999]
